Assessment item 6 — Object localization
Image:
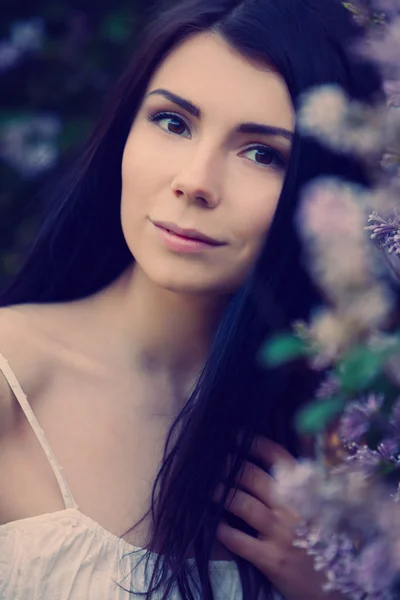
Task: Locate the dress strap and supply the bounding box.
[0,352,78,510]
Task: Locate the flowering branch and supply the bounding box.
[259,1,400,597]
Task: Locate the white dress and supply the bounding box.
[0,353,283,599]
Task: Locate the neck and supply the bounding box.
[84,264,229,395]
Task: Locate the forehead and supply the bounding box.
[147,32,295,131]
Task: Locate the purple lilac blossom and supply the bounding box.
[339,394,384,445]
[292,1,400,594]
[295,525,397,599]
[377,439,399,459]
[366,211,400,255]
[384,80,400,107]
[282,463,400,598]
[347,445,386,471]
[358,17,400,77]
[315,374,341,398]
[390,397,400,429]
[373,0,400,14]
[354,538,397,595]
[340,406,371,444]
[272,459,326,521]
[299,85,387,156]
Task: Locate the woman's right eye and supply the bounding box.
[147,111,191,137]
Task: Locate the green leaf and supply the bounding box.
[259,334,308,367]
[336,341,400,394]
[295,396,345,435]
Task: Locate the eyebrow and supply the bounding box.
[146,88,294,143]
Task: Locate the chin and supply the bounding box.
[134,256,244,296]
[147,270,231,296]
[154,278,219,296]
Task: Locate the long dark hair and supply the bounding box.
[0,0,382,598]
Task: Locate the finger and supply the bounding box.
[235,461,275,508]
[216,521,272,572]
[251,437,296,471]
[217,521,306,582]
[237,463,302,515]
[216,485,276,535]
[267,505,302,544]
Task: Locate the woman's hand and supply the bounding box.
[215,437,344,600]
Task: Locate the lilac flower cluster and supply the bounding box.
[315,374,341,399]
[366,211,400,255]
[299,85,389,158]
[273,377,400,598]
[339,393,384,445]
[296,527,399,600]
[300,1,400,274]
[296,178,393,366]
[339,393,400,472]
[273,460,400,599]
[270,2,400,597]
[357,14,400,79]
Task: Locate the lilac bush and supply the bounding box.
[263,2,400,597]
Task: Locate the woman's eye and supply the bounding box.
[147,113,286,169]
[148,111,190,137]
[242,145,286,169]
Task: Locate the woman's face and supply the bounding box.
[121,32,294,296]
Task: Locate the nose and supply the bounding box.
[170,145,222,209]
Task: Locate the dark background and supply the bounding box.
[0,1,167,288]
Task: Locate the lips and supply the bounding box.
[152,221,224,246]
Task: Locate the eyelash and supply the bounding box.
[146,110,287,170]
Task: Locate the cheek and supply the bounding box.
[120,134,159,224]
[121,118,167,188]
[220,186,282,291]
[121,134,149,197]
[233,183,282,251]
[120,147,148,253]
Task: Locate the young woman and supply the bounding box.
[0,0,382,598]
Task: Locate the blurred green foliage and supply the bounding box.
[0,1,162,286]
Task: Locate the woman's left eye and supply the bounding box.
[147,111,191,137]
[241,145,286,170]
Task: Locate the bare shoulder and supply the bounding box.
[0,298,98,387]
[0,297,106,435]
[0,304,59,433]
